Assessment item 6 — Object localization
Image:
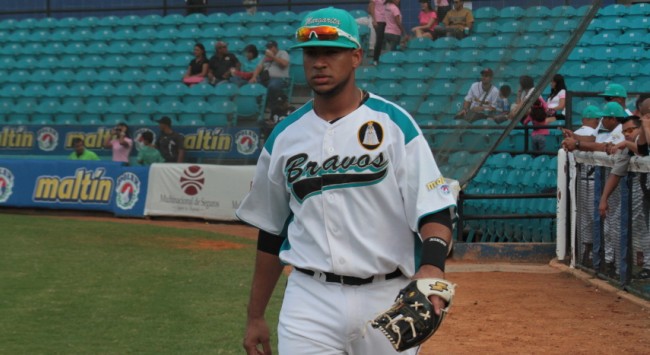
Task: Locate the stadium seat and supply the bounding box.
[406,37,435,50]
[213,83,239,100]
[599,4,628,17]
[60,98,84,114]
[375,82,403,101]
[434,65,459,80]
[356,66,378,82]
[511,48,539,63]
[499,6,525,19]
[544,33,569,47]
[498,21,524,34]
[626,15,650,31]
[524,6,551,19]
[457,35,486,49]
[375,66,406,87]
[133,26,158,41]
[1,83,23,98]
[272,11,299,26]
[23,83,47,98]
[30,113,53,125]
[432,36,459,49]
[205,100,237,126]
[485,34,514,48]
[178,114,205,127]
[473,7,499,21]
[379,51,407,65]
[78,114,103,126]
[235,83,266,122]
[53,114,77,125]
[6,114,30,125]
[104,114,127,126]
[0,98,13,112]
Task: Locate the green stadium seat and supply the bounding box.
[457,35,486,49]
[160,100,185,115]
[248,11,274,25]
[53,114,77,125]
[406,37,434,50]
[161,13,184,25]
[357,81,377,93]
[599,4,627,17]
[183,96,206,108]
[0,98,13,112]
[132,26,157,40]
[187,82,214,96]
[205,100,237,127]
[134,97,158,114]
[127,114,152,125]
[511,48,540,63]
[226,12,252,25]
[62,41,86,55]
[34,17,57,29]
[588,31,620,47]
[96,15,120,28]
[1,83,23,98]
[394,97,421,114]
[485,34,514,48]
[619,30,646,46]
[183,12,207,25]
[60,98,84,114]
[427,81,456,96]
[554,18,579,33]
[214,83,239,100]
[379,51,407,65]
[178,114,205,127]
[526,19,554,34]
[544,33,569,47]
[235,83,266,122]
[41,83,68,98]
[474,7,499,20]
[78,114,103,126]
[23,83,47,98]
[498,21,524,34]
[618,46,645,62]
[118,14,141,26]
[27,29,50,43]
[567,47,591,62]
[375,82,403,101]
[85,98,109,114]
[51,69,74,83]
[524,6,551,19]
[470,21,499,35]
[499,6,525,19]
[12,98,37,114]
[108,98,132,114]
[272,11,299,26]
[401,65,430,87]
[30,114,53,125]
[375,66,406,86]
[14,57,38,70]
[433,36,459,49]
[104,114,127,126]
[90,83,116,97]
[205,12,228,25]
[7,114,30,125]
[162,82,187,96]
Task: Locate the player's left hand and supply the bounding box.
[413,264,446,316]
[599,199,608,217]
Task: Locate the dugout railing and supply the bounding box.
[569,151,650,300]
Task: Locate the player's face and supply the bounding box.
[74,141,85,155]
[303,46,362,96]
[601,117,618,131]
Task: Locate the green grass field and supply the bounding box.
[0,213,285,354]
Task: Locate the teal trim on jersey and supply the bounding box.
[364,97,419,145]
[264,101,314,154]
[413,232,422,270]
[279,214,295,258]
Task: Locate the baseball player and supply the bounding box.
[237,7,456,355]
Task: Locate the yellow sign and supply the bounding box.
[33,168,113,203]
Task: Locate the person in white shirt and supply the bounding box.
[456,67,499,122]
[562,101,626,153]
[571,105,602,140]
[546,74,567,122]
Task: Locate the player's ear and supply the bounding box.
[351,48,363,69]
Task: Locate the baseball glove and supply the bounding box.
[371,278,455,352]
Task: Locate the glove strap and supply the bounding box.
[420,237,448,272]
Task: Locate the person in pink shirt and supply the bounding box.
[411,0,438,40]
[383,0,405,51]
[103,122,133,165]
[369,0,387,65]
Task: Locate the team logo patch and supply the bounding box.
[358,121,383,150]
[36,127,59,152]
[440,184,451,195]
[0,167,15,203]
[180,165,205,196]
[133,128,156,152]
[115,172,140,210]
[235,130,259,155]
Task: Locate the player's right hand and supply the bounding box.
[243,318,273,355]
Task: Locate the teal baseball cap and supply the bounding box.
[602,102,626,118]
[581,105,604,119]
[599,83,627,98]
[290,7,361,50]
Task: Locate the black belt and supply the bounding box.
[294,267,403,286]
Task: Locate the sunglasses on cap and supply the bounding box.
[295,26,361,48]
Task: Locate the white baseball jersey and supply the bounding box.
[236,93,456,279]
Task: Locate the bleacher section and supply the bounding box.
[0,11,310,128]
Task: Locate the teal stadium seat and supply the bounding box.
[375,82,403,101]
[60,98,84,114]
[128,114,153,126]
[178,114,205,127]
[273,11,299,26]
[206,12,228,25]
[457,35,486,49]
[474,7,499,21]
[7,114,30,125]
[379,51,407,65]
[485,34,514,48]
[119,14,141,26]
[433,36,458,49]
[498,21,524,35]
[214,83,239,101]
[31,114,53,125]
[406,37,434,50]
[205,100,237,127]
[108,98,132,114]
[375,66,406,87]
[23,83,46,98]
[235,83,267,122]
[1,83,23,98]
[525,6,551,19]
[53,114,77,125]
[104,114,127,126]
[90,83,116,97]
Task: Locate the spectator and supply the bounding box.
[250,40,290,103]
[546,74,567,122]
[600,83,633,116]
[182,43,209,86]
[562,101,626,153]
[156,116,185,163]
[68,137,100,161]
[433,0,473,40]
[103,122,133,165]
[208,41,240,85]
[369,0,387,65]
[356,12,377,54]
[242,0,257,15]
[383,0,406,51]
[509,75,536,119]
[185,0,207,15]
[636,98,650,156]
[230,44,259,86]
[522,97,550,152]
[435,0,450,23]
[456,68,499,122]
[597,116,641,276]
[570,105,603,142]
[262,93,295,139]
[410,0,437,40]
[632,93,650,117]
[137,131,165,166]
[491,84,511,123]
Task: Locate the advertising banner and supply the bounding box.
[145,164,256,221]
[0,125,261,161]
[0,159,147,217]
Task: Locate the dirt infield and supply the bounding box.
[46,215,650,353]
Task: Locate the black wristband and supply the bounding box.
[420,237,448,272]
[256,230,284,255]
